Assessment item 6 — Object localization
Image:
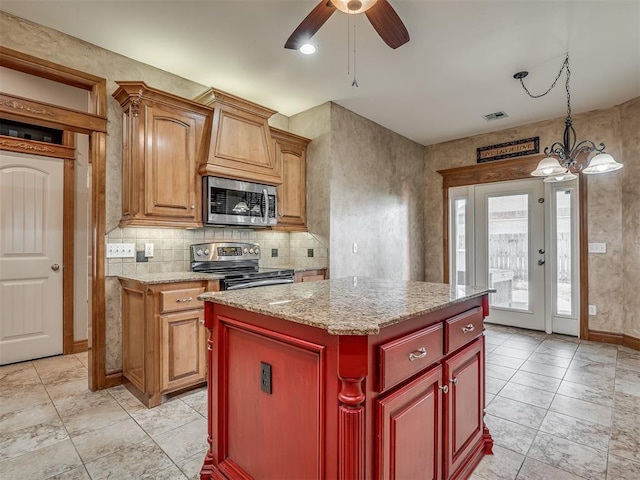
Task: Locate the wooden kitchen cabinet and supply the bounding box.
[376,365,443,480]
[270,127,310,231]
[120,278,218,407]
[194,88,282,185]
[444,338,485,478]
[294,269,327,283]
[113,81,213,228]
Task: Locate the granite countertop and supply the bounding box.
[117,265,327,285]
[117,271,226,284]
[199,277,491,335]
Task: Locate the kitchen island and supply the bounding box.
[199,277,493,479]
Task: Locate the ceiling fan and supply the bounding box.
[285,0,410,50]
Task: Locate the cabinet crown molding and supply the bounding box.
[194,87,277,119]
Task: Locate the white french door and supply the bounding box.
[474,180,545,331]
[449,178,579,335]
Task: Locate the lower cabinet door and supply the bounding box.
[376,365,443,480]
[443,338,484,479]
[160,309,206,392]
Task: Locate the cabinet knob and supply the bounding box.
[199,319,205,325]
[408,347,427,361]
[191,205,196,209]
[450,377,458,385]
[439,385,449,394]
[176,297,193,303]
[461,324,475,333]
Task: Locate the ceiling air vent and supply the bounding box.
[483,111,509,121]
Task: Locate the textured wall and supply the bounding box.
[424,102,638,337]
[330,104,425,280]
[291,103,425,281]
[289,102,332,249]
[621,98,640,339]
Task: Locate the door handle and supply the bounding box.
[408,347,427,361]
[51,264,60,271]
[538,259,545,265]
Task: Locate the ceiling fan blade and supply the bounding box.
[365,0,410,49]
[285,1,336,50]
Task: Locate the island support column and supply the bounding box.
[337,336,369,479]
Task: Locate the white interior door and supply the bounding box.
[474,179,546,331]
[0,152,64,364]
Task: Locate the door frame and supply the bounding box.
[438,155,589,339]
[0,47,109,389]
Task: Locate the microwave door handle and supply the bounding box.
[262,188,268,224]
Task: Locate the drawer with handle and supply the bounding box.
[445,306,483,353]
[160,287,205,313]
[378,323,444,392]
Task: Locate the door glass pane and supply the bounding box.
[454,198,466,285]
[556,190,573,316]
[487,194,529,310]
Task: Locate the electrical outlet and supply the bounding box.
[588,243,606,254]
[307,248,314,257]
[352,242,358,254]
[588,304,597,315]
[106,243,135,258]
[144,243,154,258]
[260,362,272,394]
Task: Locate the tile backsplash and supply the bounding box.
[106,228,328,277]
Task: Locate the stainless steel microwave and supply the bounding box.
[203,176,277,227]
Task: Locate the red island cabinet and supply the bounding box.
[200,292,492,480]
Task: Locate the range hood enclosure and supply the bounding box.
[195,88,282,185]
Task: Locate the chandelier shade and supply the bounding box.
[515,54,623,183]
[531,157,567,177]
[582,153,624,174]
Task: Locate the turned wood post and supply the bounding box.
[338,336,369,480]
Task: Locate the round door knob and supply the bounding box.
[51,264,60,271]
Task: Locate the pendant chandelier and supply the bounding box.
[514,54,623,183]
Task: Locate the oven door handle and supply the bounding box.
[225,278,295,290]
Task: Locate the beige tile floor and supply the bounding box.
[471,324,640,480]
[1,325,639,479]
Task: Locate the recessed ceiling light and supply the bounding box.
[299,44,317,55]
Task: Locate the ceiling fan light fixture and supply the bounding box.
[330,0,378,14]
[299,43,317,55]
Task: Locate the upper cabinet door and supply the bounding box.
[144,104,197,220]
[113,81,213,228]
[195,88,283,185]
[271,128,310,231]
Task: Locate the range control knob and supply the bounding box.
[196,249,203,256]
[254,248,260,255]
[204,249,210,255]
[249,248,254,254]
[243,248,249,254]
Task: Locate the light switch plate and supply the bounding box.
[144,243,154,257]
[106,243,135,258]
[588,304,597,315]
[588,243,606,254]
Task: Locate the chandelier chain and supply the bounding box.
[518,54,570,105]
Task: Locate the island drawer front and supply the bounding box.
[379,323,444,392]
[445,307,483,354]
[161,287,205,313]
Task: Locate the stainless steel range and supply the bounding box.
[190,242,294,290]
